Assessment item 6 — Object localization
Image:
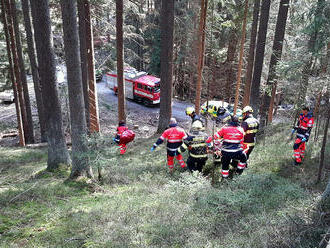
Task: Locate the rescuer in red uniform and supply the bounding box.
[206,115,247,178]
[293,106,314,165]
[151,118,187,172]
[114,120,129,154]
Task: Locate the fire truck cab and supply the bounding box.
[105,68,160,106]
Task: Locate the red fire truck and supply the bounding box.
[105,68,160,106]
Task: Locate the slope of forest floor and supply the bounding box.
[0,123,329,248]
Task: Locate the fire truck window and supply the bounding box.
[147,86,152,93]
[138,83,142,89]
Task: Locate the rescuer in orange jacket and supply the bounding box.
[206,116,247,178]
[151,118,187,172]
[293,106,314,165]
[114,120,129,154]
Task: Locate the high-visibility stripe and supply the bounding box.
[243,142,255,146]
[221,148,243,152]
[191,143,207,148]
[222,170,229,177]
[299,126,308,130]
[238,162,246,169]
[167,148,178,151]
[160,136,165,140]
[223,139,242,143]
[246,129,258,134]
[248,123,258,127]
[190,153,208,158]
[182,143,188,149]
[168,139,182,143]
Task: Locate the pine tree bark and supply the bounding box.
[157,0,175,132]
[318,103,330,184]
[250,0,271,116]
[1,0,25,146]
[77,0,90,131]
[30,0,70,170]
[233,0,249,115]
[260,0,289,127]
[225,29,238,103]
[194,0,208,115]
[4,0,29,144]
[242,0,260,107]
[116,0,126,122]
[21,0,47,142]
[60,0,92,179]
[85,0,100,133]
[11,0,34,143]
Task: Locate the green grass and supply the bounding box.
[0,125,329,247]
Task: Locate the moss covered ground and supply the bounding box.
[0,124,329,248]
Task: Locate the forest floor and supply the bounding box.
[0,123,329,247]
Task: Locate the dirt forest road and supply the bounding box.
[0,76,193,145]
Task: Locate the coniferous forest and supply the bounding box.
[0,0,330,247]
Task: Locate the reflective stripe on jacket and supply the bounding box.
[241,115,259,146]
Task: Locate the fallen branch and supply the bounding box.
[9,182,38,203]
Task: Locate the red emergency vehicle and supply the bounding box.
[105,68,160,106]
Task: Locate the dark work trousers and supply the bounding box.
[221,150,247,174]
[187,156,207,172]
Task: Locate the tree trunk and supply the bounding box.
[85,0,100,133]
[116,0,126,122]
[233,0,249,115]
[1,0,25,146]
[242,0,260,107]
[250,0,271,116]
[157,0,175,132]
[194,0,208,115]
[4,0,30,144]
[60,0,92,179]
[11,0,34,143]
[267,82,277,123]
[260,0,289,128]
[77,0,90,131]
[21,0,47,142]
[225,29,238,103]
[317,107,329,182]
[30,0,70,170]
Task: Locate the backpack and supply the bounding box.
[119,129,135,145]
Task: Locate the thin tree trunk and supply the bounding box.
[116,0,126,122]
[260,0,289,128]
[60,0,92,179]
[30,0,70,170]
[10,0,34,143]
[1,0,25,146]
[77,0,90,131]
[242,0,260,107]
[233,0,249,115]
[317,104,330,183]
[21,0,47,142]
[268,82,277,123]
[194,0,208,115]
[250,0,271,116]
[85,0,100,133]
[4,0,29,144]
[157,0,174,132]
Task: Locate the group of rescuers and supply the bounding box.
[115,105,314,179]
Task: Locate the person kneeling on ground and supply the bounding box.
[114,120,135,155]
[151,118,187,173]
[178,121,208,173]
[206,116,247,179]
